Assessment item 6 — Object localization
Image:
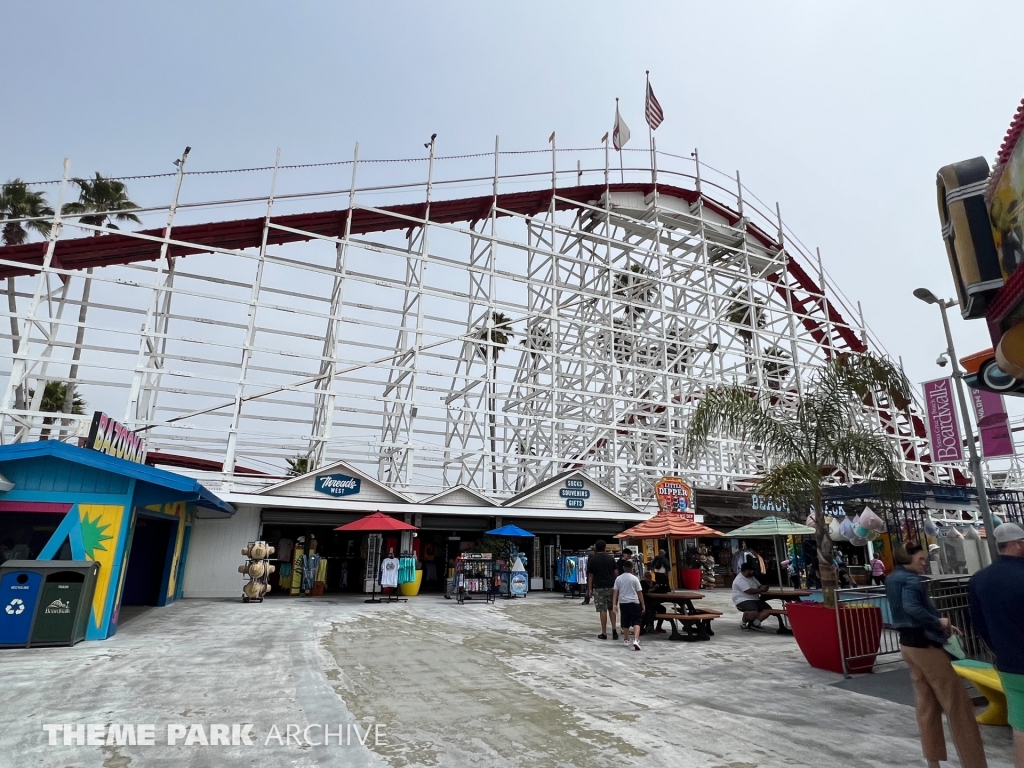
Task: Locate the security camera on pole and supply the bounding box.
[914,287,999,559]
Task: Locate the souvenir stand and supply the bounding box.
[334,512,418,604]
[455,553,495,604]
[556,551,589,598]
[615,514,721,590]
[486,523,535,599]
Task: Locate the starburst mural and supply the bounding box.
[80,511,113,560]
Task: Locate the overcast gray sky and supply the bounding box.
[4,0,1023,402]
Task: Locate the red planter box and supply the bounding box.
[787,602,883,674]
[680,568,702,590]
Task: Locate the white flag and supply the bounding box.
[612,103,631,151]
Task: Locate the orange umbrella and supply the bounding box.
[615,512,722,539]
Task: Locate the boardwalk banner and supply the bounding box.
[970,388,1014,458]
[923,378,963,463]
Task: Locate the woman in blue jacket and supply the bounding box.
[886,543,987,768]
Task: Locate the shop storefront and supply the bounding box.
[183,463,650,599]
[0,441,232,640]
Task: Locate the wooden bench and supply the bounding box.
[735,605,791,634]
[765,608,791,635]
[655,612,718,642]
[952,660,1008,726]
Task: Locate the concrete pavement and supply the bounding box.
[0,589,1015,767]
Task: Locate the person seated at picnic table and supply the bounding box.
[639,572,668,635]
[732,561,772,631]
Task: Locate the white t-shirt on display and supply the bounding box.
[731,573,761,605]
[613,573,643,604]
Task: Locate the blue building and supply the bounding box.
[0,441,232,640]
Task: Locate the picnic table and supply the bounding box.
[646,590,720,642]
[757,588,812,634]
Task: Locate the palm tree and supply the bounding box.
[30,381,86,440]
[286,456,309,476]
[61,174,141,415]
[1,180,53,411]
[476,311,514,491]
[761,345,792,389]
[1,179,52,245]
[613,263,656,320]
[61,174,141,232]
[687,351,910,606]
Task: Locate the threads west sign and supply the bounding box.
[315,474,362,497]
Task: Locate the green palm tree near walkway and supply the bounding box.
[61,174,141,415]
[687,352,910,606]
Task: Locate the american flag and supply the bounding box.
[645,81,664,131]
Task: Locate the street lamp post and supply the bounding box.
[913,288,999,560]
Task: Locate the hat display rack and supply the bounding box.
[240,541,276,603]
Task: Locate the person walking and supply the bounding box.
[613,559,645,651]
[969,522,1024,768]
[870,553,886,586]
[587,540,618,640]
[887,543,987,768]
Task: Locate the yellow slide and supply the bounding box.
[952,660,1008,726]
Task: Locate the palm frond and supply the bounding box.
[754,460,820,512]
[686,385,800,461]
[825,428,904,500]
[0,179,53,245]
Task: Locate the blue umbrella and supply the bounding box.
[486,523,535,538]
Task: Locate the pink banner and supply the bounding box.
[923,378,963,463]
[970,388,1015,458]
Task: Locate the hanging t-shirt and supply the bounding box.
[380,557,400,588]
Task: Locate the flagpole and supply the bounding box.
[603,132,609,191]
[616,98,625,184]
[646,70,655,185]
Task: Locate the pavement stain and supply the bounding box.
[324,611,645,766]
[100,745,132,768]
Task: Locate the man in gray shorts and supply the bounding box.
[587,539,619,640]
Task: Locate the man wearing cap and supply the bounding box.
[969,522,1024,767]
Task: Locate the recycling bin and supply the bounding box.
[0,567,44,647]
[0,561,99,648]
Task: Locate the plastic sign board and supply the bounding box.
[314,473,362,497]
[85,412,146,464]
[970,388,1014,458]
[560,478,590,509]
[654,477,694,520]
[922,378,964,463]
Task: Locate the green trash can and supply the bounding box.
[0,561,100,647]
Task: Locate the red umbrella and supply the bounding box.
[615,513,721,539]
[335,512,418,603]
[334,511,417,532]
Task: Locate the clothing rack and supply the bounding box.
[557,552,589,599]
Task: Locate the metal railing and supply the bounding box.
[833,575,991,678]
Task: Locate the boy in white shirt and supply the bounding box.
[613,559,646,650]
[732,561,771,630]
